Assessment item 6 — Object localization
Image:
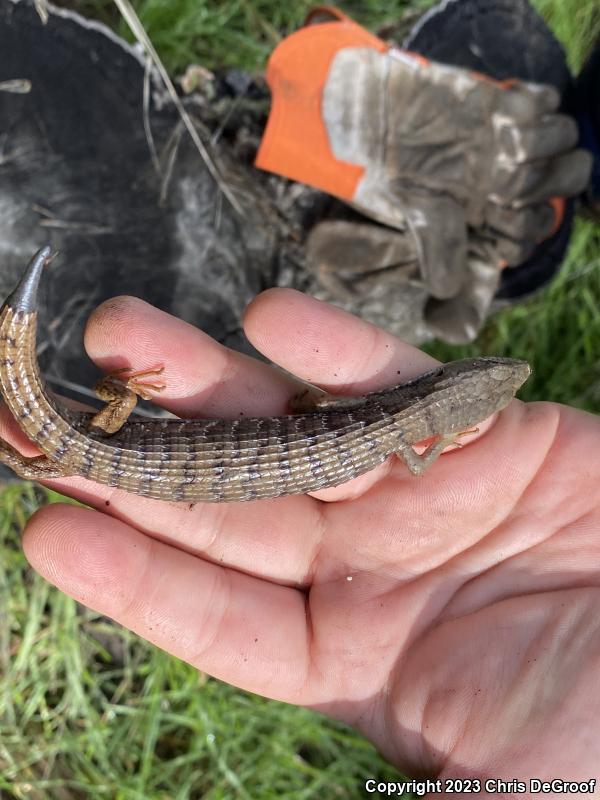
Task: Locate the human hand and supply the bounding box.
[5,290,600,784]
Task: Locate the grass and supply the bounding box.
[0,484,399,798]
[0,496,397,799]
[1,0,600,797]
[110,0,435,75]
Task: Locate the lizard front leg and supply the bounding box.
[396,429,479,476]
[0,439,66,480]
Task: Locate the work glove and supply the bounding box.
[257,7,592,341]
[320,45,591,299]
[305,219,500,344]
[305,215,542,345]
[256,8,590,310]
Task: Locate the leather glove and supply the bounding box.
[321,46,591,298]
[258,7,592,341]
[305,216,532,345]
[256,8,590,306]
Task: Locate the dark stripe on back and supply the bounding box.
[53,431,72,460]
[80,439,95,479]
[36,418,53,441]
[108,445,124,486]
[18,402,32,420]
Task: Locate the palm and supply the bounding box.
[302,399,600,778]
[6,289,600,779]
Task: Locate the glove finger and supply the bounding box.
[307,220,417,275]
[485,202,556,243]
[496,113,579,162]
[424,249,500,344]
[492,234,537,267]
[306,220,418,302]
[516,149,593,203]
[495,80,560,120]
[492,148,593,204]
[404,197,468,299]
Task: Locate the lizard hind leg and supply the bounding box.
[0,439,66,480]
[89,364,166,436]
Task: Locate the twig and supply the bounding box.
[112,0,243,214]
[143,55,161,177]
[0,80,31,94]
[34,0,48,24]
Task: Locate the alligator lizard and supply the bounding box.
[0,248,530,502]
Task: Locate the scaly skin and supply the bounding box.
[0,249,530,501]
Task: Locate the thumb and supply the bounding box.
[404,195,468,299]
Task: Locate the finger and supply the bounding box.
[493,149,592,205]
[485,202,556,244]
[85,296,299,418]
[86,294,406,505]
[495,80,560,119]
[22,504,314,704]
[484,231,536,268]
[519,149,593,203]
[6,292,429,571]
[72,485,326,585]
[496,113,578,162]
[306,220,417,276]
[404,197,467,300]
[243,289,495,504]
[244,288,438,392]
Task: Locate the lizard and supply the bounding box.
[0,248,530,502]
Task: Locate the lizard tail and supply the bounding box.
[4,246,56,313]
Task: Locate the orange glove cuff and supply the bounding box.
[255,6,387,199]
